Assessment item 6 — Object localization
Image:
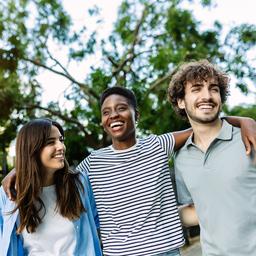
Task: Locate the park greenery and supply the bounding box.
[0,0,256,173]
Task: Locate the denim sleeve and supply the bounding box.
[0,186,6,235]
[86,177,100,229]
[77,155,100,229]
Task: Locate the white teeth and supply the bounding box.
[198,104,213,109]
[110,121,123,128]
[54,154,64,158]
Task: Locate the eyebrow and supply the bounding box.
[190,83,203,88]
[190,82,219,87]
[46,135,63,141]
[209,83,219,87]
[101,102,129,111]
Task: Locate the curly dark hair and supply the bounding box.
[168,59,230,118]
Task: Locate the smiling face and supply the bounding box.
[40,125,66,185]
[101,94,137,149]
[178,77,222,125]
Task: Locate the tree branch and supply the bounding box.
[24,104,101,148]
[26,104,86,131]
[145,73,172,98]
[21,56,99,100]
[111,6,147,78]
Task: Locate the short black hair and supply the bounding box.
[100,86,137,110]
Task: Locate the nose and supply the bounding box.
[201,87,212,100]
[109,109,119,119]
[56,140,65,151]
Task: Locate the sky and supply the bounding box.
[7,0,256,159]
[38,0,256,108]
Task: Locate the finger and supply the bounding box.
[6,187,13,200]
[6,181,15,201]
[252,138,256,152]
[244,138,251,155]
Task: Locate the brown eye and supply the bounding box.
[211,87,220,92]
[118,107,126,111]
[102,110,110,116]
[46,140,54,145]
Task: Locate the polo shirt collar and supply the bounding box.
[185,119,233,148]
[216,119,233,141]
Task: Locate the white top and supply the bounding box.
[77,133,185,256]
[22,185,76,256]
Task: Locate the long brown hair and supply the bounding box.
[14,118,85,233]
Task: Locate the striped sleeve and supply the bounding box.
[157,133,175,157]
[76,155,91,175]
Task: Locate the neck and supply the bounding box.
[112,137,137,150]
[190,118,222,152]
[42,173,55,187]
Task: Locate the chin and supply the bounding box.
[199,116,219,123]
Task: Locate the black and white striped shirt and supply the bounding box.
[77,133,185,256]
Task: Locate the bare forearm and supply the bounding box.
[178,204,199,227]
[173,128,193,151]
[224,116,256,154]
[224,116,255,128]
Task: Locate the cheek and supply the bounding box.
[101,117,108,129]
[40,148,49,163]
[216,94,222,103]
[39,153,46,166]
[128,114,136,127]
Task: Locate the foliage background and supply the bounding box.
[0,0,255,175]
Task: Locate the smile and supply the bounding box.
[53,153,64,159]
[110,121,124,128]
[197,103,215,110]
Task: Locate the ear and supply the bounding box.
[177,98,185,110]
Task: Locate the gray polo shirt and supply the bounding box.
[174,120,256,256]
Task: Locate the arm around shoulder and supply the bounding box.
[224,116,256,154]
[172,128,193,151]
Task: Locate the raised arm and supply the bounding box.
[224,116,256,154]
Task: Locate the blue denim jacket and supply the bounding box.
[0,172,102,256]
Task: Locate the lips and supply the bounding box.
[52,153,64,159]
[197,102,215,110]
[198,104,214,110]
[110,121,124,128]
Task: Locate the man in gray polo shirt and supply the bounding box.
[168,59,256,256]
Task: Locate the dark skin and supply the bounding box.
[2,95,256,199]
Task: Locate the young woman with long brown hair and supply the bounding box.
[0,118,102,256]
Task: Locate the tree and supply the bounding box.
[223,104,256,120]
[0,0,255,165]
